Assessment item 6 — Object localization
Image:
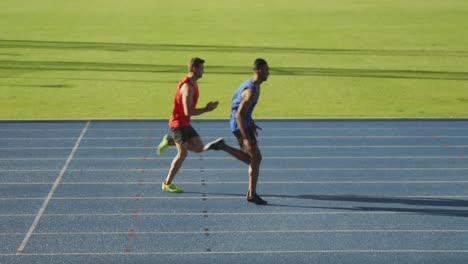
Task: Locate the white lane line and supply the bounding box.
[2,249,468,256]
[69,156,468,160]
[0,169,61,172]
[16,121,90,255]
[3,210,467,217]
[0,196,241,200]
[198,127,468,131]
[1,127,468,131]
[2,135,468,140]
[3,167,468,173]
[0,158,68,161]
[0,138,76,140]
[54,168,468,172]
[0,147,71,150]
[52,181,463,185]
[2,229,468,236]
[1,155,466,161]
[2,180,468,186]
[0,129,81,131]
[53,181,468,184]
[1,195,468,201]
[260,145,468,148]
[2,145,468,150]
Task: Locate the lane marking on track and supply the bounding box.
[3,249,468,256]
[15,121,90,255]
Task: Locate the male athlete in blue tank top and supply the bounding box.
[229,78,260,133]
[204,58,270,205]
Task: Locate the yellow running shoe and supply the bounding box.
[161,182,184,193]
[157,134,172,156]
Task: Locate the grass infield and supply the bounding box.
[1,0,467,119]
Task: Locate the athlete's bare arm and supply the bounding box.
[236,89,257,150]
[180,83,218,116]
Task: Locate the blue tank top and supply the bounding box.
[230,78,259,132]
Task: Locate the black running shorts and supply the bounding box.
[171,125,200,145]
[233,126,258,148]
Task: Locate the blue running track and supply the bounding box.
[1,119,468,263]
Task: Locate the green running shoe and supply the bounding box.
[157,134,172,156]
[161,182,184,193]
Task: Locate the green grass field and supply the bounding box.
[1,0,468,119]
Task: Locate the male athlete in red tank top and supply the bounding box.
[169,77,199,128]
[156,58,223,193]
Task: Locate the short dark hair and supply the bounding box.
[189,57,205,71]
[253,58,268,70]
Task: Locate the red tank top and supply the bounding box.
[169,77,199,128]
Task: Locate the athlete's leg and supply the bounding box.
[186,136,204,153]
[245,144,262,198]
[220,144,250,164]
[157,134,176,156]
[168,138,175,146]
[163,142,188,185]
[205,131,250,164]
